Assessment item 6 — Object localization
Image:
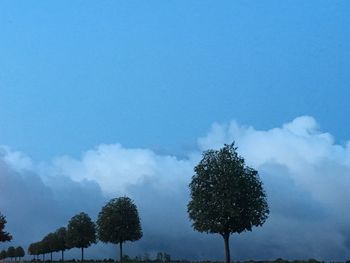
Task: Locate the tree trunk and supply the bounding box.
[119,242,123,263]
[50,252,53,262]
[223,233,231,263]
[61,250,64,262]
[81,247,84,262]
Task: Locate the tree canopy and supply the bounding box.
[97,196,143,263]
[7,246,16,259]
[0,213,12,242]
[66,212,96,262]
[55,227,68,261]
[15,246,25,258]
[187,143,269,263]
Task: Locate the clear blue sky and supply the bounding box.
[1,0,350,161]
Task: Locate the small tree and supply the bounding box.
[55,227,68,261]
[66,212,96,262]
[43,233,57,262]
[28,242,43,261]
[187,143,269,263]
[15,247,25,261]
[97,197,143,263]
[0,250,7,260]
[0,213,12,242]
[7,247,15,261]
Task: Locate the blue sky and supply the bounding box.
[1,1,350,160]
[1,1,350,260]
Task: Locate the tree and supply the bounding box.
[7,247,15,261]
[15,247,25,261]
[43,232,58,262]
[187,143,269,263]
[55,227,68,261]
[97,197,143,263]
[0,250,7,260]
[0,213,12,242]
[28,242,44,261]
[66,212,96,262]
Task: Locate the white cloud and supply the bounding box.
[2,116,350,260]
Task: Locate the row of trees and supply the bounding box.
[28,226,69,262]
[0,246,25,261]
[29,197,142,263]
[3,143,269,263]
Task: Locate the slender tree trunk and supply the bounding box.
[81,247,84,262]
[223,233,231,263]
[50,252,52,262]
[43,254,45,261]
[61,250,64,262]
[119,242,123,263]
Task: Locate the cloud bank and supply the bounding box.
[1,116,350,261]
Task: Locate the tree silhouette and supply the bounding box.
[188,143,269,263]
[43,232,57,262]
[7,247,15,261]
[54,227,68,261]
[0,213,12,242]
[66,212,96,262]
[97,197,143,263]
[15,247,25,261]
[28,242,42,261]
[0,250,7,260]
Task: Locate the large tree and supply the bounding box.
[97,197,143,263]
[187,143,269,263]
[0,213,12,242]
[66,212,96,262]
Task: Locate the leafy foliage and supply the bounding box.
[188,143,269,235]
[0,213,12,242]
[7,246,16,259]
[55,226,68,260]
[187,143,269,263]
[0,250,7,260]
[97,196,143,244]
[15,246,25,258]
[66,212,96,261]
[97,196,142,263]
[66,212,97,249]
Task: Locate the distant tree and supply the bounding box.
[156,252,163,262]
[38,239,50,261]
[43,233,58,262]
[28,243,38,260]
[7,247,16,261]
[0,250,7,260]
[156,252,170,262]
[163,253,170,262]
[97,197,143,263]
[0,213,12,242]
[15,247,25,261]
[66,212,96,262]
[55,227,68,261]
[142,252,150,262]
[122,255,131,262]
[187,143,269,263]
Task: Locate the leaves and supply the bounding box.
[66,212,96,249]
[97,196,143,244]
[188,143,269,236]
